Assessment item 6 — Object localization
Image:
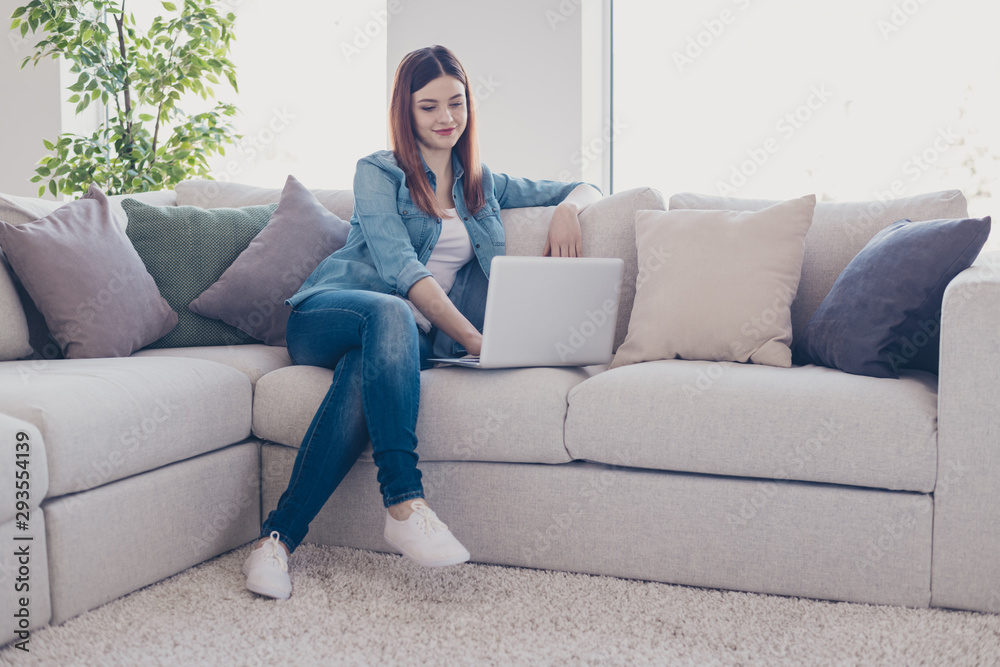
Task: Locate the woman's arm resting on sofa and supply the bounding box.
[544,184,603,258]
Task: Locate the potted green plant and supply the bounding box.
[10,0,240,196]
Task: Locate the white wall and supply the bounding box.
[0,0,62,197]
[386,0,605,186]
[1,0,608,196]
[195,0,389,190]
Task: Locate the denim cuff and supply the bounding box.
[395,260,433,297]
[383,489,424,509]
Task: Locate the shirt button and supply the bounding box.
[463,217,469,221]
[475,243,480,248]
[436,218,441,223]
[492,207,497,211]
[402,210,408,214]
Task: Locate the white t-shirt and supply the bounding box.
[406,207,476,333]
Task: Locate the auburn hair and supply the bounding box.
[389,45,484,219]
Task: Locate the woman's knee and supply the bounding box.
[366,293,417,334]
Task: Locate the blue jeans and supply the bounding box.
[260,290,433,553]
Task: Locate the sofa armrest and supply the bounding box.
[932,250,1000,612]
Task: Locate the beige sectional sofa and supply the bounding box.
[1,180,998,647]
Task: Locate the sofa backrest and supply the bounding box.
[174,182,973,353]
[175,179,355,221]
[5,180,968,362]
[668,190,970,344]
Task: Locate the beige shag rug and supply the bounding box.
[2,543,998,666]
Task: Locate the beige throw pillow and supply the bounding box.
[610,195,816,370]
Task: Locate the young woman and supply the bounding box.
[243,45,602,599]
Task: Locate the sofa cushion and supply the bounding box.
[796,216,991,378]
[565,360,938,493]
[610,196,815,370]
[122,199,277,349]
[131,343,293,389]
[0,186,178,359]
[0,356,251,496]
[253,365,588,464]
[668,190,970,343]
[188,175,351,346]
[501,187,667,352]
[43,440,259,625]
[175,178,355,221]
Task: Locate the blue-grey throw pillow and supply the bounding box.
[794,216,991,378]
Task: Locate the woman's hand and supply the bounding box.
[544,202,583,257]
[462,331,483,357]
[408,276,482,355]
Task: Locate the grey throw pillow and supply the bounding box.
[188,175,352,346]
[0,185,178,358]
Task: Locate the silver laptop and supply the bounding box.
[429,256,625,369]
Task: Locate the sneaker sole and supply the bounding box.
[384,535,471,568]
[245,578,291,600]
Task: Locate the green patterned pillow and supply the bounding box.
[122,199,277,349]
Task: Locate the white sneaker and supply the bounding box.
[243,531,292,599]
[384,500,471,567]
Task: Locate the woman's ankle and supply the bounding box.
[387,498,426,521]
[254,534,290,557]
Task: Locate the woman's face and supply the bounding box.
[410,75,468,155]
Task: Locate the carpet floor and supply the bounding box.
[2,543,998,666]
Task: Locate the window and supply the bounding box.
[182,0,390,190]
[612,0,998,245]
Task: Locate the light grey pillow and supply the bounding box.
[668,190,969,341]
[188,175,351,346]
[610,195,816,370]
[0,185,178,358]
[0,189,178,360]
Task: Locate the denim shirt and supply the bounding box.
[289,150,590,322]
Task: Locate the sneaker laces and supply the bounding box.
[409,501,448,536]
[263,531,288,572]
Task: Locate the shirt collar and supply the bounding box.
[418,150,465,181]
